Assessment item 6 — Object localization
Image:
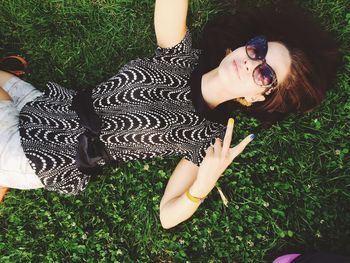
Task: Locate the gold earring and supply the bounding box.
[235,97,252,107]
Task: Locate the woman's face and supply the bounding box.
[218,41,291,103]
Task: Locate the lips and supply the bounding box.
[233,60,241,80]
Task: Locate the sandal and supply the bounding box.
[0,55,28,76]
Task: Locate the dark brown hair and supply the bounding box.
[192,2,342,127]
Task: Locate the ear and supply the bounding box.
[245,94,266,103]
[225,48,233,56]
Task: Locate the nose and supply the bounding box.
[243,58,260,74]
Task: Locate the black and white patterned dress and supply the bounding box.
[19,32,226,195]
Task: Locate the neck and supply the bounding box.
[201,68,239,109]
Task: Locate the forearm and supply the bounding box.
[159,189,201,229]
[159,176,215,229]
[160,165,216,228]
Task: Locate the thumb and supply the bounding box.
[229,134,255,159]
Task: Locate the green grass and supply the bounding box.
[1,0,349,262]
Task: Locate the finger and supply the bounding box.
[229,134,255,160]
[205,145,214,156]
[222,118,235,154]
[213,138,222,156]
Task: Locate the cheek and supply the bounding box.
[240,77,266,97]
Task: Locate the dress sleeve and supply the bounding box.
[183,123,226,166]
[183,139,212,166]
[155,29,193,56]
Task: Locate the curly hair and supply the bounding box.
[191,2,342,126]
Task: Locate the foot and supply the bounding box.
[0,187,10,203]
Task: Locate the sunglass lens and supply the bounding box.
[253,64,276,87]
[246,35,268,60]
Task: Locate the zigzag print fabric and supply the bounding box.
[19,31,225,194]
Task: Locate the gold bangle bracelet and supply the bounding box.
[186,189,205,204]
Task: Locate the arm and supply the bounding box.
[159,119,254,229]
[154,0,188,48]
[159,158,200,229]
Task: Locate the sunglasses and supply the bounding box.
[245,35,278,90]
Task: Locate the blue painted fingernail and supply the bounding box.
[250,134,256,140]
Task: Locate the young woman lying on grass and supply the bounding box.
[0,0,340,228]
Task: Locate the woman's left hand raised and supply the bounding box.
[190,118,255,198]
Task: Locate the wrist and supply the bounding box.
[185,189,205,203]
[189,179,211,198]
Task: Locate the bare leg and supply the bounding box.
[0,70,14,200]
[0,70,15,101]
[0,187,9,203]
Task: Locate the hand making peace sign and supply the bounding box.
[193,118,255,198]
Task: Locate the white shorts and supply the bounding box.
[0,77,44,189]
